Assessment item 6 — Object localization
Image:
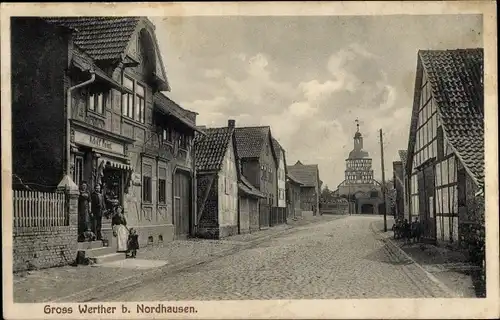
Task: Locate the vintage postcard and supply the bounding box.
[1,1,499,319]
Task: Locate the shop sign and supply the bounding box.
[74,130,124,155]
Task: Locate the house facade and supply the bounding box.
[287,161,321,216]
[286,173,303,220]
[406,48,484,246]
[11,17,200,249]
[235,126,279,229]
[272,138,287,208]
[398,150,410,221]
[393,160,405,220]
[239,175,266,233]
[195,121,239,239]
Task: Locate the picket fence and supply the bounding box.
[13,190,68,228]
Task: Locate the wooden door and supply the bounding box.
[174,171,192,238]
[418,166,436,242]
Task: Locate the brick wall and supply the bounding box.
[13,227,77,272]
[13,188,79,273]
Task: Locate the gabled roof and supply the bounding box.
[195,127,234,172]
[398,150,408,168]
[286,172,304,185]
[45,16,170,91]
[44,17,140,61]
[407,48,484,185]
[154,93,202,133]
[234,126,277,163]
[287,160,320,188]
[271,138,282,160]
[239,175,265,198]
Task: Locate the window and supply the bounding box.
[436,126,444,160]
[135,83,145,123]
[158,179,166,203]
[73,155,84,187]
[225,177,229,195]
[179,134,189,150]
[122,76,134,118]
[142,164,152,203]
[88,91,107,114]
[162,128,173,143]
[158,166,167,204]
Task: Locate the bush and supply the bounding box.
[463,195,486,297]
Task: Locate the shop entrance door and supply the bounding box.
[102,167,123,216]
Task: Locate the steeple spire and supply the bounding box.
[355,118,360,133]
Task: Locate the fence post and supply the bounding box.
[57,175,79,230]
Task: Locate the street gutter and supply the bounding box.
[369,222,459,298]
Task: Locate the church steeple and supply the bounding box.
[348,118,369,159]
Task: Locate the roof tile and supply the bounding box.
[195,127,233,172]
[234,126,270,158]
[420,48,484,184]
[44,17,140,61]
[287,161,320,187]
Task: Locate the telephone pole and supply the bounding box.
[379,129,388,232]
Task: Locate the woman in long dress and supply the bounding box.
[112,206,128,252]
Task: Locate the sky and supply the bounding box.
[150,15,482,190]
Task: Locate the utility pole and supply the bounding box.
[379,129,388,232]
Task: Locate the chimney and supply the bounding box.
[197,125,207,130]
[228,119,235,128]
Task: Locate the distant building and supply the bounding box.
[398,149,410,221]
[335,121,384,214]
[393,160,404,220]
[235,126,279,229]
[272,138,287,209]
[406,48,484,246]
[287,161,321,216]
[286,172,303,220]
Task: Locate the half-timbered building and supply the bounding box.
[234,126,279,229]
[406,48,484,245]
[194,120,240,238]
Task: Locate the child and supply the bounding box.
[127,228,139,258]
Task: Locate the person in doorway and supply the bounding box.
[105,185,118,219]
[112,205,128,252]
[91,184,105,240]
[78,181,94,241]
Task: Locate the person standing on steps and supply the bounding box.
[91,184,105,240]
[112,205,129,252]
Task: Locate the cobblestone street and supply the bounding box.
[77,215,459,301]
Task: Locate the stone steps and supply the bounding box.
[92,252,127,264]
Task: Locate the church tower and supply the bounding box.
[345,119,374,185]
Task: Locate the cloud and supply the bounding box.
[203,68,223,78]
[181,96,231,114]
